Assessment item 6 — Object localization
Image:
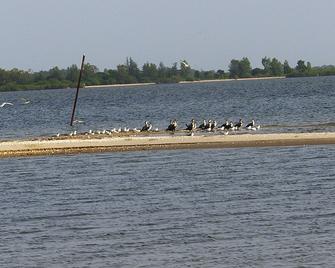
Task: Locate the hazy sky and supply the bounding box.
[1,0,334,71]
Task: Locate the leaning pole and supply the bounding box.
[70,54,85,126]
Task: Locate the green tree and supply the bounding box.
[239,57,252,78]
[127,57,140,81]
[296,60,307,73]
[229,59,240,78]
[283,60,292,75]
[65,64,79,82]
[262,57,271,75]
[270,58,283,76]
[142,62,158,82]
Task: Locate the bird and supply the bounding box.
[245,120,261,130]
[21,98,31,104]
[180,60,190,68]
[166,119,178,131]
[185,119,196,131]
[141,121,152,132]
[199,120,207,130]
[211,120,217,131]
[132,128,141,133]
[0,102,13,107]
[219,120,229,130]
[234,119,243,129]
[245,119,255,129]
[73,119,84,124]
[204,119,213,131]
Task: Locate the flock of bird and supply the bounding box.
[1,97,260,137]
[166,118,260,132]
[62,118,260,138]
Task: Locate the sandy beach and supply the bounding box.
[84,76,286,89]
[0,132,334,158]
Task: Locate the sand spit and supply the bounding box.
[0,132,334,158]
[84,76,286,89]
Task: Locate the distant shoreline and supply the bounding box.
[84,76,286,89]
[0,132,334,158]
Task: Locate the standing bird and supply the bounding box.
[245,119,255,129]
[204,119,213,131]
[246,119,260,130]
[219,120,230,130]
[141,121,152,132]
[166,119,178,131]
[234,119,243,129]
[185,119,196,131]
[199,120,207,130]
[211,120,217,131]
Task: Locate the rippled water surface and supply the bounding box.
[1,146,335,267]
[1,76,335,267]
[0,76,334,139]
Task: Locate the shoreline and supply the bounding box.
[0,132,334,158]
[84,76,286,89]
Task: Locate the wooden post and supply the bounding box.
[70,54,85,126]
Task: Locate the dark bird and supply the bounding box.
[185,119,196,131]
[141,121,152,132]
[199,120,207,130]
[234,119,243,129]
[245,119,255,128]
[166,119,178,131]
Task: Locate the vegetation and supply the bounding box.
[1,57,335,91]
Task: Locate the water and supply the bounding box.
[1,76,335,267]
[0,76,334,139]
[1,146,335,267]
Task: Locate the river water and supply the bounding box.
[0,77,335,267]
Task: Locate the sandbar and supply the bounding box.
[0,132,334,158]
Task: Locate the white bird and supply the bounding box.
[132,128,141,133]
[180,60,190,68]
[21,98,31,104]
[0,102,13,107]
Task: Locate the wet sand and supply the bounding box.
[0,132,335,158]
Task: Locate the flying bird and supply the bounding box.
[180,60,190,68]
[0,102,13,107]
[21,98,31,104]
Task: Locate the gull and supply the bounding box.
[180,60,190,68]
[0,102,13,107]
[21,98,31,104]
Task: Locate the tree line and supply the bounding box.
[1,57,335,91]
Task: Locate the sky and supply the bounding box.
[1,0,334,71]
